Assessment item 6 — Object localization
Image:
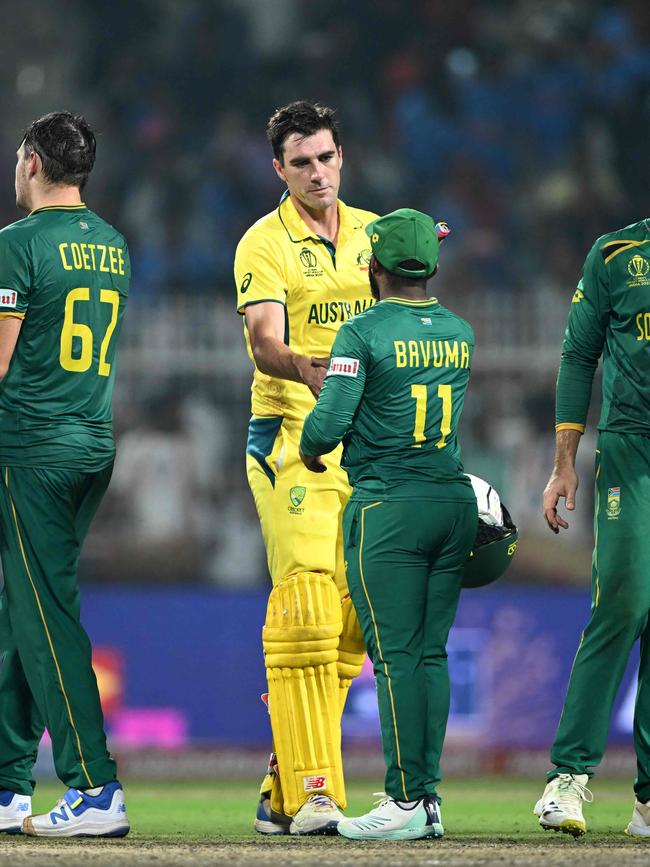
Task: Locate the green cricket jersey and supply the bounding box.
[556,219,650,434]
[0,204,130,469]
[300,296,475,501]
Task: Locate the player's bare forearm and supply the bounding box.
[543,428,581,534]
[245,303,327,397]
[251,335,327,397]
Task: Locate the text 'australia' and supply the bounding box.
[307,298,374,325]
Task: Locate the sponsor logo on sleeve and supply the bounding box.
[327,356,359,377]
[0,290,17,308]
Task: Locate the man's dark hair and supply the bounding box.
[266,101,340,163]
[22,112,96,191]
[383,271,429,292]
[384,259,436,290]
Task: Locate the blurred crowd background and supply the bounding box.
[2,0,649,587]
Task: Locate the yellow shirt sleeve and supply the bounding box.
[234,228,287,314]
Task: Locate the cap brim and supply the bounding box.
[364,220,377,238]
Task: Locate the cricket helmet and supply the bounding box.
[462,475,518,589]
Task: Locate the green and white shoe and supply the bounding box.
[338,793,443,841]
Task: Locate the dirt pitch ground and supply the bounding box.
[5,836,650,867]
[2,778,650,866]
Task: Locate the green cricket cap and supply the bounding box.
[365,208,440,278]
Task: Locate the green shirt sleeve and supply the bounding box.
[300,322,369,457]
[0,231,31,314]
[555,239,610,430]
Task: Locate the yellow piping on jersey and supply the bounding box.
[382,297,439,306]
[4,467,94,787]
[556,423,585,433]
[0,312,25,320]
[602,239,650,264]
[29,203,86,215]
[358,500,410,801]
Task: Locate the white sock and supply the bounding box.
[82,786,104,797]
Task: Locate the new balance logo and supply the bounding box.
[303,775,327,792]
[17,803,29,812]
[49,807,69,824]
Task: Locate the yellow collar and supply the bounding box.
[277,193,363,248]
[30,203,86,215]
[382,297,439,307]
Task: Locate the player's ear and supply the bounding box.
[272,157,286,183]
[337,145,343,168]
[28,149,41,180]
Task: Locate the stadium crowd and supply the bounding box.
[0,0,648,585]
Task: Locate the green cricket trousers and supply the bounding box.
[0,464,117,795]
[550,431,650,801]
[343,496,477,802]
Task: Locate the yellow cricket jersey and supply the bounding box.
[235,192,378,421]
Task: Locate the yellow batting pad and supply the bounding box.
[337,594,366,715]
[263,572,345,815]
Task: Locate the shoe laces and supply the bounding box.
[370,791,405,812]
[555,775,593,807]
[307,794,335,809]
[372,791,391,808]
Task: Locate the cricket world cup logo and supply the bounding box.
[299,247,323,277]
[299,248,318,269]
[628,255,649,279]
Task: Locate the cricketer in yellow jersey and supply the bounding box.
[234,101,377,835]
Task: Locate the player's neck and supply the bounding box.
[28,184,83,213]
[380,288,429,302]
[290,194,339,246]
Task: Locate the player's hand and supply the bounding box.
[294,355,328,398]
[543,466,578,534]
[299,448,327,473]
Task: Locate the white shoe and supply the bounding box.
[534,773,592,837]
[625,800,650,837]
[289,794,343,835]
[338,793,443,841]
[23,782,129,838]
[0,790,31,833]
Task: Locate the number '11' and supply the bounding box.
[410,383,452,449]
